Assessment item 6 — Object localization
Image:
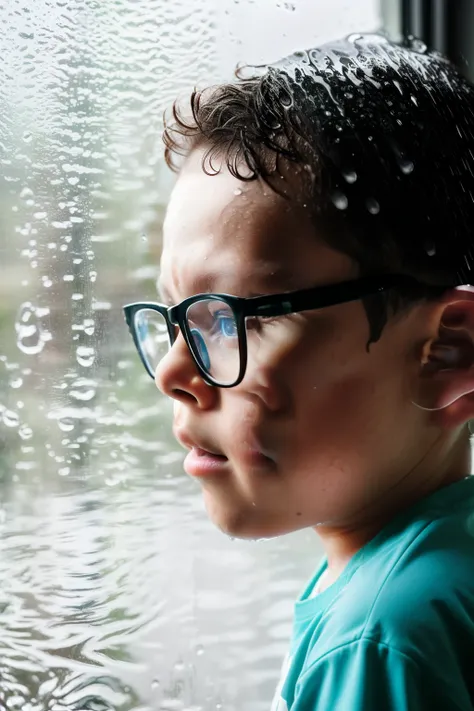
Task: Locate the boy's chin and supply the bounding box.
[202,491,302,540]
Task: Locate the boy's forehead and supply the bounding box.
[160,149,354,297]
[164,151,297,251]
[166,153,299,241]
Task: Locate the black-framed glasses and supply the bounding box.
[123,273,448,388]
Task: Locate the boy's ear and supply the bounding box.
[413,288,474,427]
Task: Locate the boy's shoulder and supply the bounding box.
[307,477,474,667]
[280,479,474,710]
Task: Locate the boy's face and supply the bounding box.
[156,148,434,540]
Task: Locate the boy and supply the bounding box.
[124,34,474,710]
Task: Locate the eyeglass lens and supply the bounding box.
[134,298,241,385]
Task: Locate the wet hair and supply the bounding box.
[162,33,474,343]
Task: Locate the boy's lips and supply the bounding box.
[183,447,229,477]
[173,426,276,469]
[173,427,230,477]
[173,427,227,458]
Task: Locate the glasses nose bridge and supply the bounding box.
[166,303,200,369]
[167,303,180,325]
[166,303,182,341]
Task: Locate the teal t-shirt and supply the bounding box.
[271,475,474,710]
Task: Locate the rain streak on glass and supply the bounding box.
[0,0,381,709]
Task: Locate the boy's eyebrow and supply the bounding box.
[156,267,301,302]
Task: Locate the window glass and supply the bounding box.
[0,1,379,708]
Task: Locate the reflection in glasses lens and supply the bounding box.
[134,309,170,377]
[190,328,211,370]
[186,298,240,386]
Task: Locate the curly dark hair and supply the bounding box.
[162,34,474,343]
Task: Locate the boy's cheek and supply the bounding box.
[172,400,189,432]
[282,362,411,467]
[249,320,305,368]
[252,340,323,396]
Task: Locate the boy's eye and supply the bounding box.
[209,310,238,339]
[216,314,238,338]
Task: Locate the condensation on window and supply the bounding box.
[0,1,379,709]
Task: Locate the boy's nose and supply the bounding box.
[154,332,217,409]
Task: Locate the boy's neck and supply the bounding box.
[314,442,471,584]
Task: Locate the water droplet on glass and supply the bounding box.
[366,198,380,215]
[15,302,45,355]
[58,467,70,476]
[195,644,205,656]
[342,169,357,184]
[22,131,32,143]
[426,242,436,257]
[92,300,111,311]
[84,319,95,336]
[10,376,23,389]
[407,36,427,53]
[2,409,19,428]
[331,190,348,210]
[19,424,33,440]
[70,378,97,401]
[151,678,160,690]
[399,159,414,175]
[76,346,95,367]
[57,417,75,433]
